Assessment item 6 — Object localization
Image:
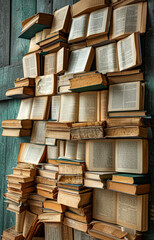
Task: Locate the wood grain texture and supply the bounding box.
[0,63,23,101]
[10,0,36,65]
[0,0,10,67]
[37,0,53,13]
[53,0,74,12]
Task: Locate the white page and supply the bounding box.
[35,74,54,96]
[51,95,61,121]
[23,53,38,78]
[44,53,57,75]
[17,98,33,120]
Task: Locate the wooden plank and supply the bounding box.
[10,0,36,65]
[53,0,74,12]
[0,63,23,101]
[0,0,10,67]
[37,0,53,13]
[0,99,30,232]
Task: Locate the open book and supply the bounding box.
[96,32,142,73]
[35,74,56,96]
[86,139,148,174]
[68,7,111,43]
[44,47,69,75]
[93,189,148,231]
[62,140,85,161]
[18,143,46,165]
[66,47,94,74]
[110,2,147,40]
[23,53,40,78]
[30,121,46,144]
[108,81,145,112]
[17,96,51,120]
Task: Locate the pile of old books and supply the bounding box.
[1,0,151,239]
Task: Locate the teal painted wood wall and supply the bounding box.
[0,0,154,239]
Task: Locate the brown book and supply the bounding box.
[30,121,46,144]
[50,5,71,34]
[30,205,43,215]
[69,41,87,51]
[36,176,57,186]
[38,31,67,47]
[58,191,92,208]
[57,183,84,191]
[65,211,92,223]
[2,128,31,137]
[68,204,92,217]
[39,213,63,223]
[5,87,34,98]
[71,0,110,17]
[84,178,106,189]
[6,175,34,183]
[59,164,85,175]
[86,34,109,47]
[70,72,107,91]
[110,2,147,40]
[108,111,147,118]
[37,185,57,199]
[42,42,68,53]
[46,123,71,140]
[2,120,32,129]
[43,200,67,213]
[2,226,24,240]
[64,217,91,232]
[13,168,36,177]
[58,175,83,185]
[20,13,53,35]
[96,33,142,73]
[93,189,148,231]
[7,202,27,213]
[107,70,144,84]
[38,169,58,179]
[107,180,150,195]
[106,117,146,128]
[8,181,35,191]
[35,74,56,97]
[4,192,27,204]
[105,126,148,138]
[22,211,37,238]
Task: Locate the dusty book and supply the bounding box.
[38,213,63,222]
[30,121,46,144]
[110,2,147,40]
[14,77,35,88]
[46,122,72,140]
[2,120,32,129]
[106,117,147,128]
[2,226,24,240]
[19,13,53,39]
[71,0,110,17]
[70,72,108,92]
[96,33,142,73]
[112,173,150,184]
[2,128,31,137]
[44,223,63,240]
[105,126,149,138]
[93,189,148,231]
[71,122,106,140]
[5,86,35,98]
[64,217,91,233]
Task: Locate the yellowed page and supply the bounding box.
[45,223,63,240]
[44,53,57,75]
[93,189,117,223]
[35,74,55,96]
[17,98,33,120]
[65,140,77,160]
[23,53,38,78]
[108,82,140,111]
[30,96,48,120]
[51,95,61,121]
[47,145,59,159]
[22,143,45,164]
[23,211,37,238]
[30,121,46,144]
[76,141,85,161]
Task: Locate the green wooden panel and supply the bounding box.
[0,63,23,101]
[53,0,74,12]
[0,0,10,67]
[10,0,36,65]
[0,99,30,233]
[37,0,53,13]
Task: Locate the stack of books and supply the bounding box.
[1,0,151,239]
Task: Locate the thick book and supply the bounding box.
[2,128,31,137]
[106,117,147,127]
[107,180,150,195]
[43,200,67,213]
[38,213,63,222]
[19,13,53,39]
[64,217,91,233]
[105,126,148,138]
[14,77,35,88]
[65,211,92,223]
[2,226,24,240]
[84,178,106,189]
[5,87,35,98]
[70,72,108,92]
[35,74,56,96]
[23,53,40,78]
[2,120,32,129]
[108,110,147,118]
[112,173,150,184]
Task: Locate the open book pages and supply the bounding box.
[96,43,118,74]
[108,82,142,112]
[68,14,88,43]
[93,189,148,231]
[86,139,115,171]
[29,36,39,53]
[59,93,79,123]
[45,223,63,240]
[17,98,33,120]
[23,211,37,238]
[47,145,59,160]
[30,121,46,144]
[18,143,46,165]
[35,74,56,96]
[30,96,50,120]
[44,53,57,75]
[66,47,94,74]
[65,140,77,160]
[50,5,70,34]
[115,139,148,174]
[117,33,138,71]
[111,2,147,40]
[56,47,69,74]
[87,7,110,38]
[23,53,40,78]
[51,95,61,121]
